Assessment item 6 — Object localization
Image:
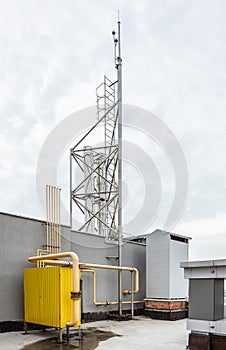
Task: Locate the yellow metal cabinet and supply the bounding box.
[24,266,81,328]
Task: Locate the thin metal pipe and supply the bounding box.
[70,149,73,228]
[48,185,51,251]
[56,188,57,251]
[117,17,123,316]
[48,185,50,251]
[28,252,80,327]
[36,248,49,268]
[45,186,61,253]
[66,326,70,340]
[54,187,57,253]
[80,262,136,272]
[56,188,58,253]
[53,187,55,253]
[59,188,61,252]
[48,186,52,253]
[95,300,144,306]
[53,186,55,253]
[55,187,57,253]
[131,271,134,318]
[50,186,53,253]
[59,329,63,344]
[46,185,48,254]
[58,188,61,252]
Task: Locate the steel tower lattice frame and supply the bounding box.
[70,77,119,241]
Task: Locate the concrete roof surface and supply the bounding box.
[0,317,188,350]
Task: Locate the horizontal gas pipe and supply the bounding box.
[36,260,138,295]
[28,252,80,327]
[41,259,72,267]
[80,268,144,306]
[79,262,139,296]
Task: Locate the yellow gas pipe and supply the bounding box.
[40,259,72,267]
[39,260,139,295]
[79,262,139,295]
[80,268,144,306]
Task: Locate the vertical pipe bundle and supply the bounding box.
[46,185,61,254]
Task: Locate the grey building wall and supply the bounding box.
[0,212,70,322]
[63,227,146,313]
[0,212,145,322]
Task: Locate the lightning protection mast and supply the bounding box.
[70,17,123,316]
[113,16,123,317]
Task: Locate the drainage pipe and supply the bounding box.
[28,252,80,327]
[131,270,134,317]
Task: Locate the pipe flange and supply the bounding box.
[71,291,81,299]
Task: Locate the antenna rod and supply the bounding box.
[117,16,123,317]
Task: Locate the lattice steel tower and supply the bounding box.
[70,22,122,241]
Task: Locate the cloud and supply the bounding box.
[0,0,226,260]
[174,211,226,259]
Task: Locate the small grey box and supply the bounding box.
[189,279,224,321]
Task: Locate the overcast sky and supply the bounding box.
[1,0,226,260]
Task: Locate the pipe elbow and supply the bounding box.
[123,289,131,295]
[123,268,139,295]
[66,319,78,327]
[123,289,138,295]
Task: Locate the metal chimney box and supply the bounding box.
[146,229,190,299]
